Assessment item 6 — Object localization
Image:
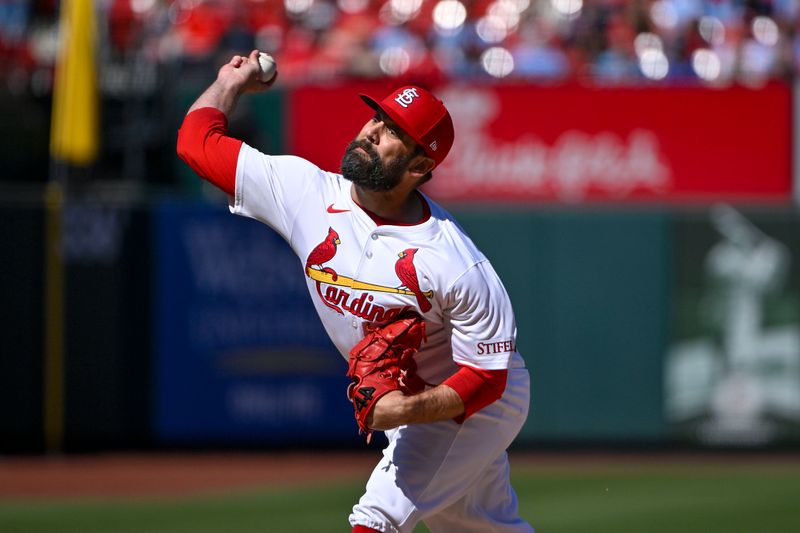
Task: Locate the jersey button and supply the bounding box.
[365,251,373,259]
[351,320,358,328]
[371,234,379,240]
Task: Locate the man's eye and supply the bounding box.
[387,127,398,137]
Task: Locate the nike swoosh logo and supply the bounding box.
[327,204,350,214]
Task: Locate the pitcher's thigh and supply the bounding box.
[424,452,534,533]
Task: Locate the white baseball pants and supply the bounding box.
[349,367,533,533]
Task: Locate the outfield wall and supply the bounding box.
[4,202,799,451]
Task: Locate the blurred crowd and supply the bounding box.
[1,0,798,95]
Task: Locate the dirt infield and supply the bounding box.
[0,452,377,499]
[2,451,798,500]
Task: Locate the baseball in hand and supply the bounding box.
[257,52,277,83]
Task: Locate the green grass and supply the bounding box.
[0,482,364,533]
[511,463,800,533]
[2,462,799,532]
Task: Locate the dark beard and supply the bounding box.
[340,139,409,192]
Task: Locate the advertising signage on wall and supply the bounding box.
[289,83,791,204]
[667,207,800,445]
[152,203,355,444]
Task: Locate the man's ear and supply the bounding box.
[409,155,435,178]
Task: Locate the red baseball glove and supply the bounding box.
[346,312,426,443]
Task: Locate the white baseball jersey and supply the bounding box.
[229,143,526,383]
[227,142,532,532]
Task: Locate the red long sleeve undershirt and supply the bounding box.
[176,107,242,196]
[443,365,508,423]
[175,107,508,421]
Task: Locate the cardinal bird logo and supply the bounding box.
[395,248,432,313]
[306,227,341,282]
[303,236,434,319]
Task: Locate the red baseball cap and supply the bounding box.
[360,86,454,168]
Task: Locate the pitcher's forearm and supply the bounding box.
[187,78,245,116]
[368,386,465,430]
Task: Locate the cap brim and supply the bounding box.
[359,93,429,158]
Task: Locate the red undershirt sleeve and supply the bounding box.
[442,365,508,423]
[176,107,243,196]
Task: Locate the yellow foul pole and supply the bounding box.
[50,0,98,165]
[46,0,99,452]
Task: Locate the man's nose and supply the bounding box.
[365,121,382,144]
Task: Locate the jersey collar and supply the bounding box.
[344,180,433,229]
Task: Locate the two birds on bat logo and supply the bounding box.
[305,227,432,319]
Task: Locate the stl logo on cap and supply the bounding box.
[394,88,420,108]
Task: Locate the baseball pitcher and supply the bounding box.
[177,50,533,533]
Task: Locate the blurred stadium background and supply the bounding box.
[1,0,800,531]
